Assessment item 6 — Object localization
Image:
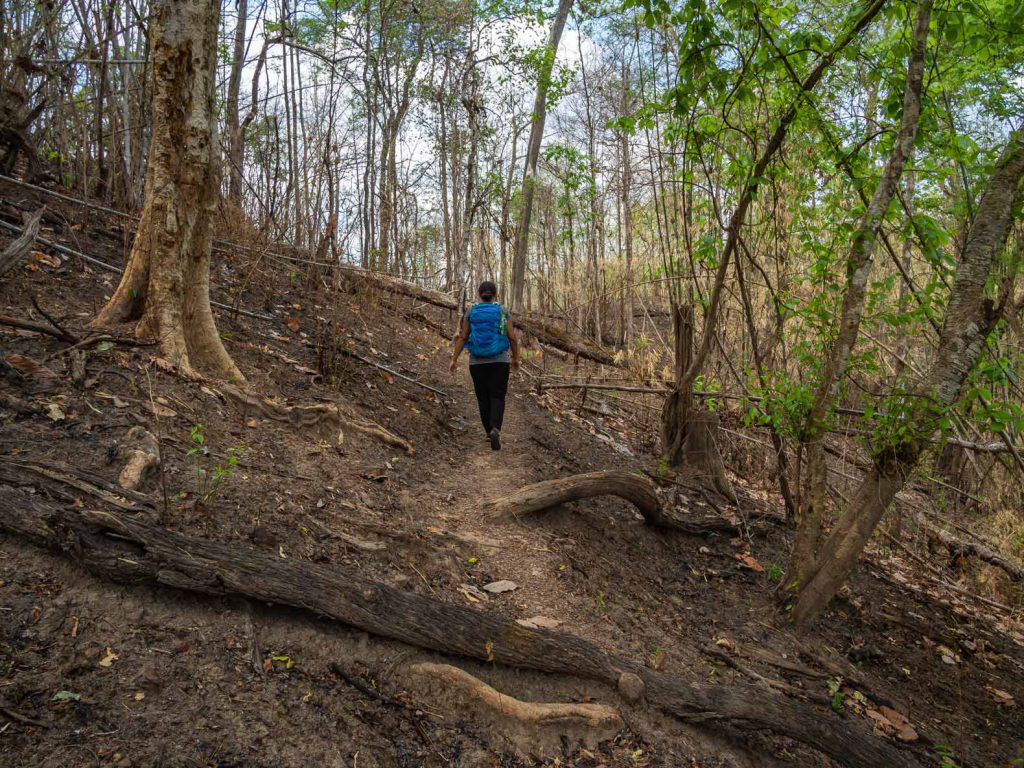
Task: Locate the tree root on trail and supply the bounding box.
[486,471,664,525]
[220,383,413,454]
[0,485,918,768]
[409,662,624,729]
[485,471,741,535]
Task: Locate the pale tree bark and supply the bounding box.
[787,0,932,596]
[93,0,242,383]
[509,0,574,312]
[225,0,249,210]
[791,127,1024,626]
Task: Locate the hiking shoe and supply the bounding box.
[489,427,501,451]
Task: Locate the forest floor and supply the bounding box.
[1,180,1023,768]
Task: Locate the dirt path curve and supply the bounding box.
[427,368,618,627]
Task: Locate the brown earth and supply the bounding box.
[1,180,1022,767]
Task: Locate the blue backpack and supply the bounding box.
[465,302,510,357]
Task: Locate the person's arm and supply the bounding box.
[508,319,520,372]
[449,317,470,375]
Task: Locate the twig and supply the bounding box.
[30,296,77,342]
[329,663,410,709]
[341,349,448,398]
[0,706,51,728]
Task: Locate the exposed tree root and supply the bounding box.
[409,662,624,729]
[220,383,413,454]
[485,471,740,535]
[0,486,917,768]
[486,470,663,525]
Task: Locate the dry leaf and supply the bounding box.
[145,401,177,418]
[986,686,1015,707]
[5,353,59,380]
[735,553,765,572]
[286,317,300,333]
[876,706,917,742]
[482,580,517,594]
[98,647,119,667]
[31,250,61,267]
[45,402,66,421]
[459,584,489,603]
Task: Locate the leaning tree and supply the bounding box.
[94,0,242,382]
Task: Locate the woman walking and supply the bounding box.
[449,281,520,450]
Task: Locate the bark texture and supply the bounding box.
[93,0,241,382]
[0,485,916,768]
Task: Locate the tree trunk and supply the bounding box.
[790,127,1024,626]
[225,0,248,210]
[788,0,932,596]
[509,0,574,312]
[92,0,242,382]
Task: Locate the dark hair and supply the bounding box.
[478,280,497,300]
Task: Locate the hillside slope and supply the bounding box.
[1,181,1022,767]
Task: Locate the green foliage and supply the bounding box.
[185,425,243,509]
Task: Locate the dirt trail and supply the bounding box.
[425,370,644,637]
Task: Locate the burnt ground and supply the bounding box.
[1,180,1023,768]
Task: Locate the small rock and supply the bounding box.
[516,616,561,630]
[617,672,646,703]
[482,580,517,594]
[698,546,711,555]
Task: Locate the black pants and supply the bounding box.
[469,362,509,433]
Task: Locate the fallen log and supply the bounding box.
[0,486,915,768]
[486,471,664,526]
[916,512,1024,582]
[346,268,617,365]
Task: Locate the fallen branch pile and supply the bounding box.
[0,485,916,768]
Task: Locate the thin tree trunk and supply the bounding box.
[791,127,1024,626]
[509,0,574,312]
[225,0,248,209]
[788,0,932,595]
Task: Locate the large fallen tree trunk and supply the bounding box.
[344,267,617,365]
[0,486,916,768]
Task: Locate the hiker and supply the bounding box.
[449,280,520,450]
